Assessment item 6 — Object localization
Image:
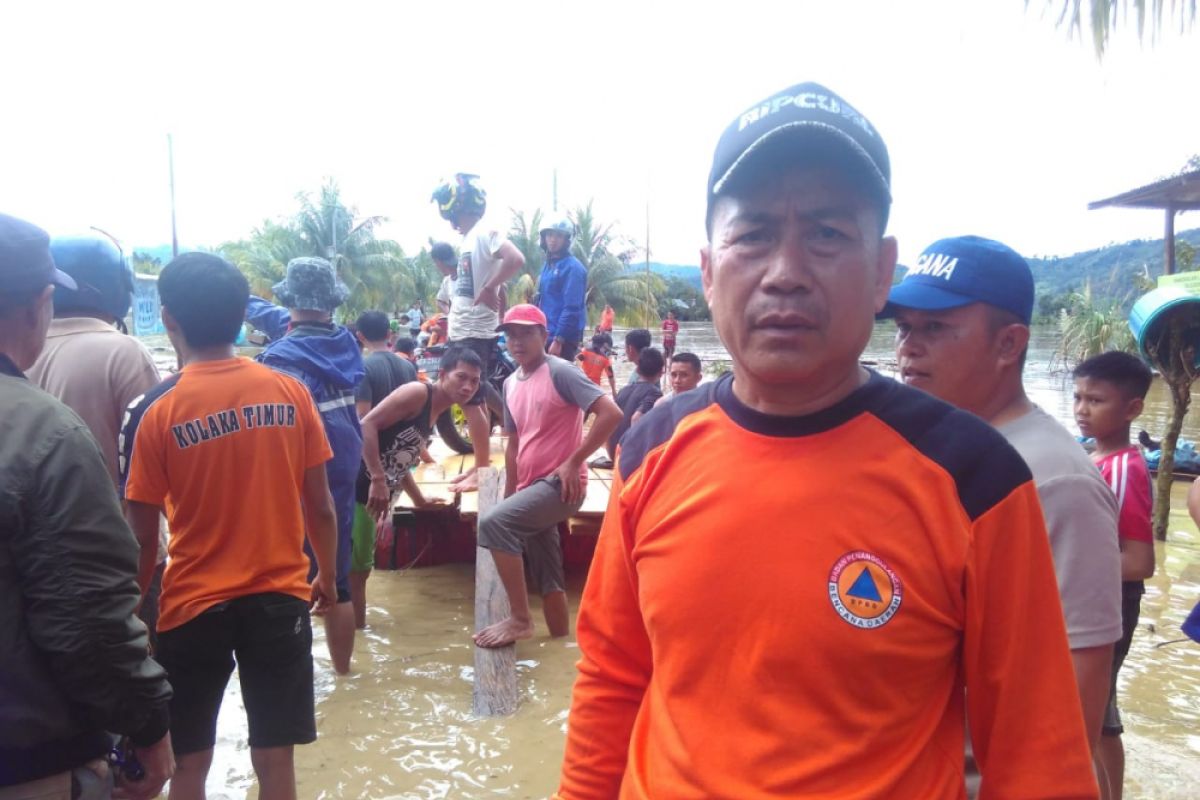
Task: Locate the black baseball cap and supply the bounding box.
[706,82,891,229]
[0,213,77,295]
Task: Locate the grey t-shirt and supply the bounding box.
[997,406,1122,649]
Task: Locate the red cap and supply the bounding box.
[496,303,547,331]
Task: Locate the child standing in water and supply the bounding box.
[1073,351,1157,800]
[576,332,618,400]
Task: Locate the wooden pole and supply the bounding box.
[1165,205,1177,275]
[472,467,518,716]
[167,134,179,258]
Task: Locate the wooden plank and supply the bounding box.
[472,467,518,717]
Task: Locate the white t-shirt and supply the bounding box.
[449,219,507,341]
[436,275,454,311]
[408,306,423,328]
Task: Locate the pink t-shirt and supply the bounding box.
[1095,446,1154,544]
[503,356,604,491]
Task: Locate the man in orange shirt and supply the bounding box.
[122,253,339,800]
[557,82,1098,799]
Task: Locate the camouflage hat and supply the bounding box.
[271,257,350,312]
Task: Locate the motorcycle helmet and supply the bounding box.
[49,233,135,323]
[431,173,487,223]
[539,213,574,254]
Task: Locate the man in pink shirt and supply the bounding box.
[474,304,622,648]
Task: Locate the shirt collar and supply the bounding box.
[45,317,121,337]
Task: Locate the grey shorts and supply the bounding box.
[477,475,583,595]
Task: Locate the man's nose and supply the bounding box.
[895,329,922,358]
[761,230,813,293]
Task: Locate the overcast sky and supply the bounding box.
[2,0,1197,268]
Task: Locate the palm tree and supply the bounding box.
[293,181,409,320]
[569,202,663,327]
[508,209,545,305]
[223,180,415,321]
[221,219,309,298]
[1044,0,1196,56]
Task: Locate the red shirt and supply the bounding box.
[1095,446,1153,544]
[660,318,679,342]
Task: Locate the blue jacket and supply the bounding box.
[537,254,588,343]
[247,297,364,583]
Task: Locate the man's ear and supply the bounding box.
[873,236,899,312]
[996,323,1031,368]
[700,244,714,307]
[161,305,180,333]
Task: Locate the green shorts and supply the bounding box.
[351,503,377,573]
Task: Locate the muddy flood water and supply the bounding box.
[142,322,1199,799]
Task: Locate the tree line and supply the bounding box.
[171,180,686,329]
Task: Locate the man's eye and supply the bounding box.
[735,228,771,245]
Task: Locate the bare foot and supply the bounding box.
[473,616,534,648]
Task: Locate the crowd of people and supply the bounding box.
[0,78,1189,800]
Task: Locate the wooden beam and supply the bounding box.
[472,467,518,716]
[1165,205,1177,275]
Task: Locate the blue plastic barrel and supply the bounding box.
[1128,286,1200,366]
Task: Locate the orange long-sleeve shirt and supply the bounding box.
[557,372,1097,800]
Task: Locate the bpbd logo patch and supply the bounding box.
[828,551,902,629]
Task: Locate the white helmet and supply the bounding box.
[539,213,574,253]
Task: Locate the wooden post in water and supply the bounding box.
[472,467,518,716]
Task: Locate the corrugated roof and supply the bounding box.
[1089,170,1200,211]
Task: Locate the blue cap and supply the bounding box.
[880,235,1034,324]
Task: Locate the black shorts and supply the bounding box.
[1102,581,1145,737]
[449,337,496,406]
[155,593,316,754]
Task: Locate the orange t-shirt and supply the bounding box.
[557,372,1097,800]
[576,349,612,386]
[121,357,332,632]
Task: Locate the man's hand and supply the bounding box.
[310,570,336,616]
[553,459,585,505]
[115,733,175,800]
[450,467,480,493]
[548,339,563,357]
[415,494,449,509]
[474,285,501,311]
[367,476,391,520]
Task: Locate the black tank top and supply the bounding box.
[355,383,435,504]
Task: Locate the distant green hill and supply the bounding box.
[646,262,702,288]
[1029,228,1200,309]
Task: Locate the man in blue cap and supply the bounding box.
[886,235,1122,793]
[247,257,365,675]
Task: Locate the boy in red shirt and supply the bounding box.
[660,310,679,359]
[1074,351,1157,799]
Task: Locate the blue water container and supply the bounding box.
[1128,286,1200,366]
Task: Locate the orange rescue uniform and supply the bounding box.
[557,372,1097,799]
